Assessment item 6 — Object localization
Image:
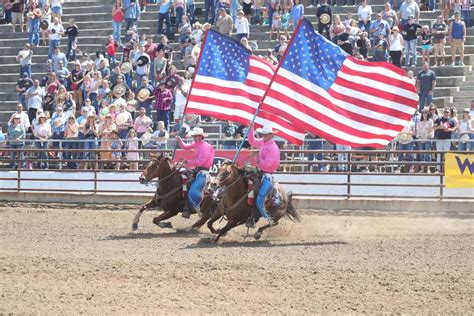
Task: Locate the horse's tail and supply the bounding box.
[285,191,301,222]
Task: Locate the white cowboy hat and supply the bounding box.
[188,127,208,137]
[256,125,278,135]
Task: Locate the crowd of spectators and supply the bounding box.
[0,0,473,172]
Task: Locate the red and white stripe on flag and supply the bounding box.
[186,55,305,143]
[261,56,419,148]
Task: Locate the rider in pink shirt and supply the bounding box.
[177,127,215,217]
[247,122,280,227]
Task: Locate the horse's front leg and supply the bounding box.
[207,209,222,234]
[152,209,180,229]
[132,198,158,231]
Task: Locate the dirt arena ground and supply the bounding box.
[0,202,472,314]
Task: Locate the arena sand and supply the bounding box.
[0,203,472,314]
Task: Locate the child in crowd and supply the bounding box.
[151,121,169,150]
[105,35,118,66]
[109,130,123,170]
[126,128,139,171]
[270,4,282,40]
[355,32,370,59]
[373,33,389,62]
[419,25,432,64]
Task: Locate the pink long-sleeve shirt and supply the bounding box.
[248,127,280,173]
[177,138,215,169]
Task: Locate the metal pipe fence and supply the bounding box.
[0,143,472,200]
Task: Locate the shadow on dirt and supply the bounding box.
[104,230,202,240]
[183,238,348,249]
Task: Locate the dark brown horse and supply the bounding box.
[132,153,215,231]
[208,161,300,243]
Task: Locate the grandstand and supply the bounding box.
[0,0,472,132]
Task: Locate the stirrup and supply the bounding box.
[268,217,275,227]
[246,216,256,228]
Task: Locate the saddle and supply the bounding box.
[242,166,282,210]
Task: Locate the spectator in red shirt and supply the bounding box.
[112,0,124,44]
[105,35,118,67]
[153,81,172,128]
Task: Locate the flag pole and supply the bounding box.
[171,29,211,161]
[232,17,306,164]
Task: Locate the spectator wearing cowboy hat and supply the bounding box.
[7,114,26,169]
[9,104,31,131]
[153,81,173,128]
[33,112,52,169]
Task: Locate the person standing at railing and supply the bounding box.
[33,112,52,169]
[434,108,456,172]
[458,109,473,152]
[8,104,31,132]
[50,105,68,160]
[64,116,79,169]
[416,109,434,173]
[7,114,26,170]
[397,117,416,173]
[25,79,46,125]
[82,113,99,170]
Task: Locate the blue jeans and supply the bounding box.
[256,174,272,220]
[418,141,432,162]
[398,142,414,162]
[83,137,97,161]
[48,39,60,59]
[36,140,49,169]
[9,144,25,168]
[112,21,122,43]
[418,91,432,110]
[64,139,78,168]
[5,9,12,24]
[155,109,170,128]
[175,7,185,28]
[230,0,238,21]
[18,94,26,106]
[405,39,417,66]
[20,64,32,79]
[204,0,216,24]
[66,36,76,60]
[89,92,99,113]
[188,171,207,210]
[158,12,171,34]
[124,18,137,32]
[28,18,40,46]
[458,137,472,151]
[306,139,324,171]
[187,4,196,23]
[462,10,472,28]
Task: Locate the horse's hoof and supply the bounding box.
[211,235,219,243]
[157,222,173,229]
[131,223,138,231]
[254,231,262,240]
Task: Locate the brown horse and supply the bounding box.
[132,153,215,231]
[208,161,300,243]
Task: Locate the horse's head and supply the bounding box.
[139,153,170,184]
[215,160,239,186]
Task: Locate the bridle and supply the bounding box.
[141,159,183,186]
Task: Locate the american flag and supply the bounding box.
[185,29,305,143]
[261,18,419,148]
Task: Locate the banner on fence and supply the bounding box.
[445,153,474,188]
[174,150,256,175]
